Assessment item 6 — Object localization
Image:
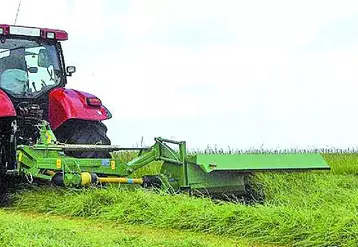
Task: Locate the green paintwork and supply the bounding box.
[11,121,331,197]
[18,145,135,177]
[193,153,330,173]
[161,161,246,195]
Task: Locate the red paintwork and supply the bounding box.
[0,24,68,41]
[0,24,9,35]
[41,28,68,40]
[0,89,16,117]
[49,88,110,130]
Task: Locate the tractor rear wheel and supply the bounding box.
[54,119,112,158]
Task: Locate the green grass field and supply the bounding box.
[0,210,261,247]
[3,152,358,246]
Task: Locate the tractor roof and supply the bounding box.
[0,24,68,41]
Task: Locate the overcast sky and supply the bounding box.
[1,0,358,150]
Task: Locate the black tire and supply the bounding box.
[0,118,17,174]
[54,119,112,158]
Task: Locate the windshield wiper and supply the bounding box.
[0,46,26,54]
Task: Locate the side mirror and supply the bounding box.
[38,49,52,68]
[66,66,76,76]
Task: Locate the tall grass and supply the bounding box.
[12,183,358,246]
[9,152,358,247]
[323,153,358,175]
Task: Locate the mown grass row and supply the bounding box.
[0,210,162,247]
[9,153,358,247]
[0,210,250,247]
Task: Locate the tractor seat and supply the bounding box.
[0,69,28,95]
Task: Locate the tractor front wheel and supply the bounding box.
[54,119,112,159]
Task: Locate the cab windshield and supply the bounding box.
[0,38,63,97]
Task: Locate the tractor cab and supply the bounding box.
[0,25,79,148]
[0,25,73,98]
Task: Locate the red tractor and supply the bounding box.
[0,24,112,176]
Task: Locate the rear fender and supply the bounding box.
[49,88,111,130]
[0,89,16,117]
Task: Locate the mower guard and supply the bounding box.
[193,153,330,173]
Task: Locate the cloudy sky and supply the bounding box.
[1,0,358,150]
